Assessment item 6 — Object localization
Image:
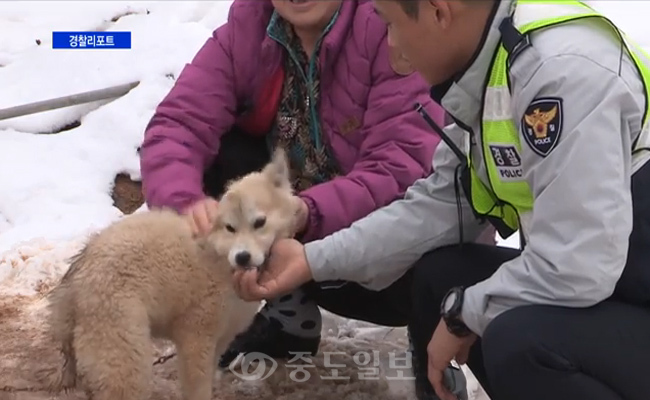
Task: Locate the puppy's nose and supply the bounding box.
[235,251,251,267]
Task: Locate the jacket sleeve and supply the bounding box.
[461,54,644,336]
[139,17,238,212]
[298,31,445,242]
[304,124,487,291]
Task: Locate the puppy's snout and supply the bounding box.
[235,251,251,267]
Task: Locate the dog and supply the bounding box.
[42,149,300,400]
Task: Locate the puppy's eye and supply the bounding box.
[253,217,266,229]
[225,224,236,233]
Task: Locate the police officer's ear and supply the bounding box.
[419,0,452,29]
[428,0,495,30]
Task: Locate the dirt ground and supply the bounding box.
[0,294,417,400]
[111,173,144,215]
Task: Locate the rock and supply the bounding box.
[111,173,144,214]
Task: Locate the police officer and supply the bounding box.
[232,1,650,399]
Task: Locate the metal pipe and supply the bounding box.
[0,80,140,121]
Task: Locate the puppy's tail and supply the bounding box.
[39,248,87,392]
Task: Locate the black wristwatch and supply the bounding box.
[440,286,473,337]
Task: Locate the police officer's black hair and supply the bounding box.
[398,0,497,20]
[398,0,420,19]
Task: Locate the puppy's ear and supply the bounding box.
[263,148,291,189]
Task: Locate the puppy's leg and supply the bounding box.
[74,300,152,400]
[173,305,222,400]
[213,300,260,369]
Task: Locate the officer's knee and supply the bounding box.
[411,245,466,299]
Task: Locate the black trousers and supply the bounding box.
[208,128,650,400]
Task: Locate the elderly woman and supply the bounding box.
[139,0,447,371]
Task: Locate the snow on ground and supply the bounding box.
[0,1,648,399]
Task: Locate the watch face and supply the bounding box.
[443,292,457,313]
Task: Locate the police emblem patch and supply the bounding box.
[521,97,563,157]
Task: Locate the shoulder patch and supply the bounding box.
[521,97,563,157]
[388,44,414,76]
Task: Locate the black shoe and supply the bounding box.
[408,329,468,400]
[218,313,321,369]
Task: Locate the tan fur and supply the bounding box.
[42,149,299,400]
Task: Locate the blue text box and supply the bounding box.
[52,31,131,49]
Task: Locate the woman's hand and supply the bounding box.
[183,197,219,236]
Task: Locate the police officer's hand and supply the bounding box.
[427,319,477,400]
[232,238,312,301]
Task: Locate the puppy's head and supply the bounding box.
[209,148,300,270]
